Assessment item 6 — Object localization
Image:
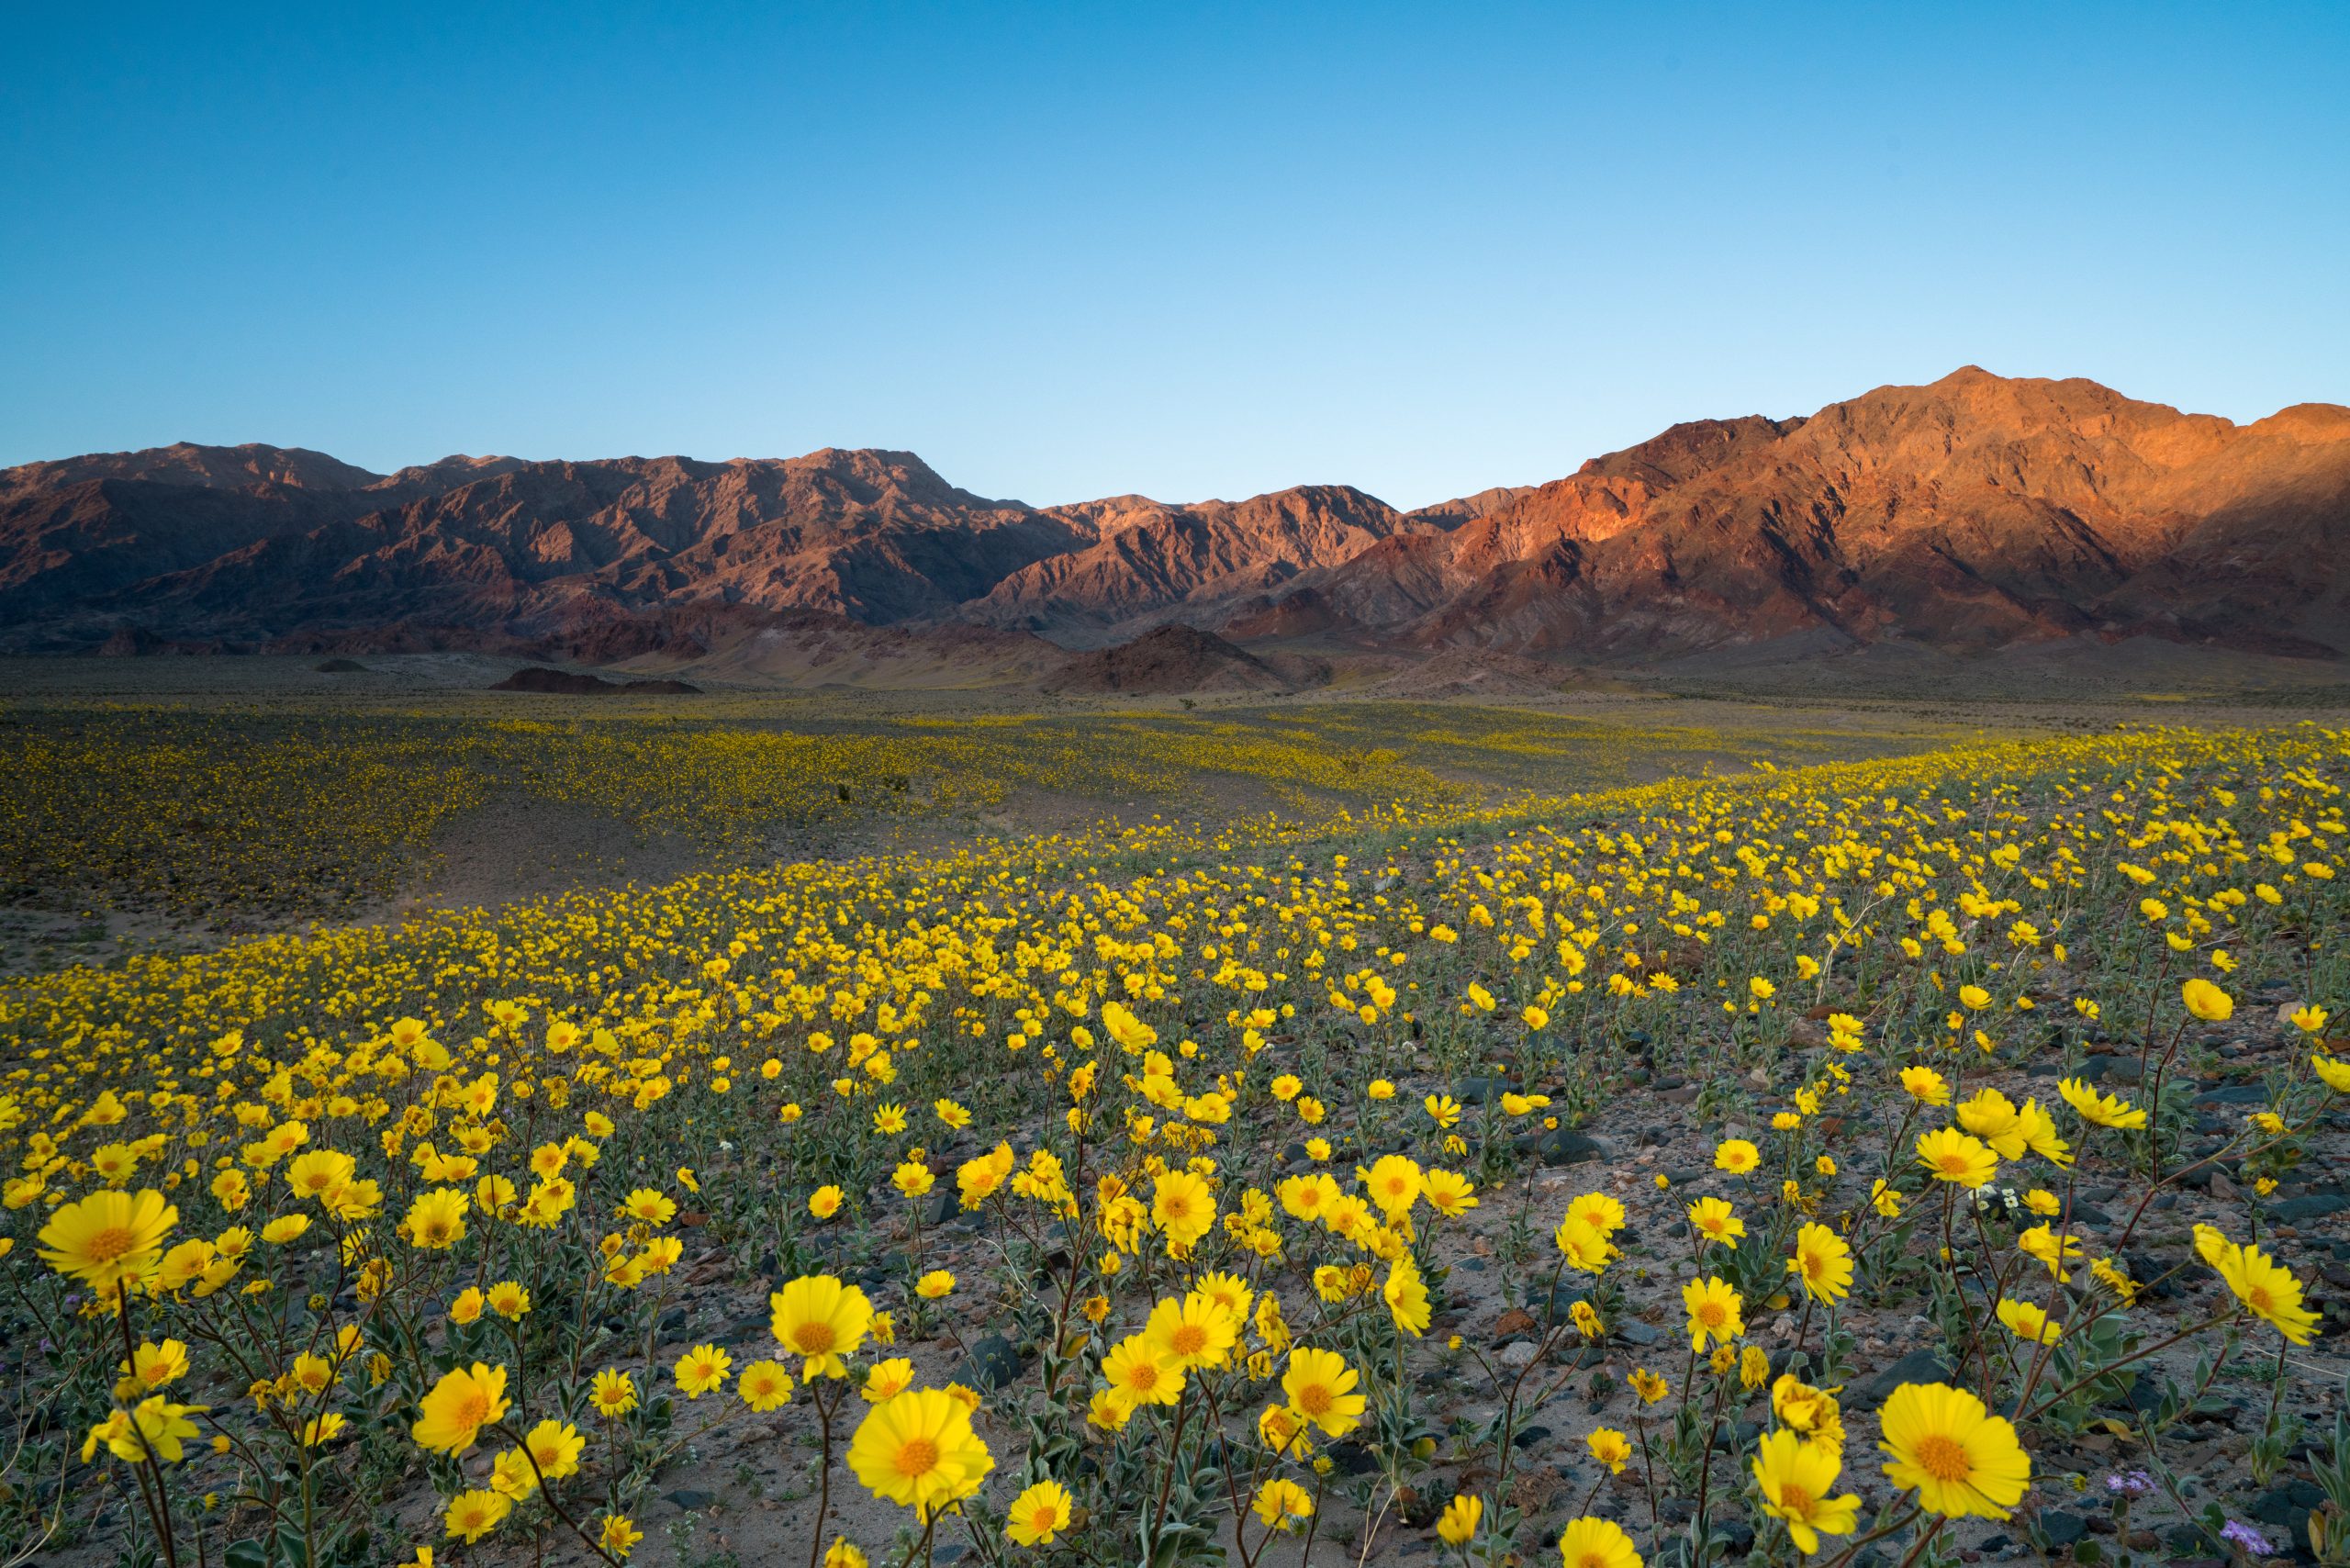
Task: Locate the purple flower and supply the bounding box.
[2221,1518,2274,1554]
[2103,1469,2154,1495]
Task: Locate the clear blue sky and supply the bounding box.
[4,3,2344,509]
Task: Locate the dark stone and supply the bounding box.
[1614,1319,1662,1347]
[957,1335,1027,1392]
[2251,1479,2323,1531]
[665,1488,714,1512]
[1852,1347,1949,1403]
[1456,1076,1511,1104]
[1510,1424,1550,1449]
[2193,1083,2269,1104]
[1518,1128,1607,1166]
[2036,1511,2087,1547]
[1324,1440,1379,1476]
[2271,1194,2350,1223]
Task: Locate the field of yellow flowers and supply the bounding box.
[4,712,2347,1568]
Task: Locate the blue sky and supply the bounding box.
[4,3,2344,508]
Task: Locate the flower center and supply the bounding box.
[1698,1302,1726,1327]
[1125,1361,1160,1393]
[1778,1482,1814,1514]
[894,1438,939,1478]
[84,1226,137,1263]
[793,1322,837,1355]
[2249,1284,2275,1312]
[453,1390,491,1430]
[1170,1324,1207,1356]
[1913,1432,1972,1482]
[1296,1383,1333,1417]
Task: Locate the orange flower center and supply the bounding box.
[2249,1284,2276,1312]
[893,1437,940,1478]
[83,1226,138,1263]
[1296,1383,1333,1417]
[1169,1324,1208,1356]
[1125,1361,1161,1393]
[1913,1432,1972,1482]
[1697,1302,1727,1327]
[453,1389,491,1430]
[1778,1482,1815,1514]
[793,1322,837,1355]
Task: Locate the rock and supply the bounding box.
[1852,1347,1949,1403]
[957,1335,1027,1391]
[1519,1128,1608,1166]
[1456,1076,1512,1104]
[2035,1511,2087,1548]
[2270,1194,2350,1223]
[1497,1340,1539,1370]
[665,1488,714,1512]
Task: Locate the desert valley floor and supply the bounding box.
[5,654,2350,1568]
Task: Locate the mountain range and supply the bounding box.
[6,367,2345,666]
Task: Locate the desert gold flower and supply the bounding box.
[1787,1222,1852,1304]
[1102,1336,1184,1414]
[846,1388,994,1520]
[1281,1347,1365,1437]
[1252,1477,1315,1530]
[1687,1196,1743,1250]
[38,1188,176,1292]
[1422,1168,1479,1217]
[591,1369,638,1417]
[1152,1170,1216,1250]
[411,1363,509,1455]
[444,1488,510,1543]
[771,1275,875,1379]
[739,1359,793,1411]
[1005,1478,1074,1545]
[2181,978,2233,1021]
[2211,1239,2320,1344]
[1146,1293,1239,1371]
[674,1343,732,1397]
[1557,1516,1641,1568]
[1682,1275,1743,1351]
[1877,1381,2031,1519]
[405,1188,468,1250]
[1437,1493,1483,1546]
[1751,1428,1861,1553]
[1383,1254,1431,1337]
[2056,1078,2146,1129]
[1995,1298,2061,1344]
[520,1417,583,1480]
[1916,1128,1998,1188]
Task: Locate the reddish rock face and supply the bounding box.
[1225,369,2350,659]
[6,368,2346,660]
